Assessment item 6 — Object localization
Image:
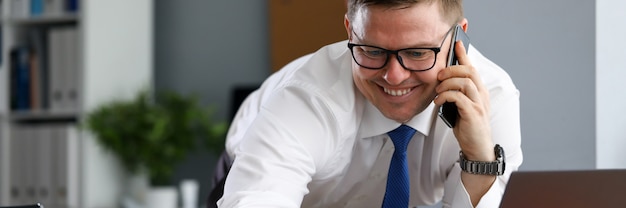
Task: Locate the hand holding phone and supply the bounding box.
[438,25,470,128]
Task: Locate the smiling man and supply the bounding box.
[217,0,522,207]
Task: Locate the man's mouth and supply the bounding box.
[383,87,413,96]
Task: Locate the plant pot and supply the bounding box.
[180,179,199,208]
[145,186,178,208]
[127,171,149,202]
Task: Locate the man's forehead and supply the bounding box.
[350,4,448,47]
[351,3,444,29]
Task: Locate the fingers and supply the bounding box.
[435,40,490,122]
[435,76,480,104]
[434,90,484,118]
[436,40,486,104]
[437,40,473,81]
[436,64,489,113]
[455,40,472,66]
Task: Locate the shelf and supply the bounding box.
[5,13,79,25]
[9,110,79,123]
[0,1,154,207]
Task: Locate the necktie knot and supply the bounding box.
[388,124,416,153]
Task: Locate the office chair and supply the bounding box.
[0,203,43,208]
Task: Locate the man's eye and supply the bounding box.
[402,49,432,60]
[363,49,385,57]
[404,50,425,57]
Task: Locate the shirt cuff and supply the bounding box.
[449,175,504,208]
[473,178,503,208]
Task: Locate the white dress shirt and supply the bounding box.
[218,40,522,208]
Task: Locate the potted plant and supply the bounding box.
[84,89,227,207]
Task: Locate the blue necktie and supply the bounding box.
[382,125,416,208]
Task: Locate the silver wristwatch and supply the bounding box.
[459,144,505,175]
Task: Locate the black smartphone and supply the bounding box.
[439,24,470,128]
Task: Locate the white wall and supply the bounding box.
[82,0,154,207]
[596,0,626,169]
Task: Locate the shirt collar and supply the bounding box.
[357,100,436,139]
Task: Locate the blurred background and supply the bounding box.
[0,0,624,207]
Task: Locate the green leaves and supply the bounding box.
[84,90,227,185]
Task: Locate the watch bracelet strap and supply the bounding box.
[459,158,505,175]
[459,144,506,176]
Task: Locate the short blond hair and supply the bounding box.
[346,0,464,26]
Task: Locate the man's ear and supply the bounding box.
[344,14,352,40]
[459,18,469,33]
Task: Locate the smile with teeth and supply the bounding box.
[384,87,412,96]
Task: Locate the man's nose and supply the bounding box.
[383,55,411,85]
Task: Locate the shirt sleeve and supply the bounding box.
[218,84,339,208]
[443,80,523,208]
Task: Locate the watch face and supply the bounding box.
[495,144,505,161]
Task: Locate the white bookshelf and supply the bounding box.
[0,0,154,207]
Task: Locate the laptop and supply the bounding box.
[499,169,626,208]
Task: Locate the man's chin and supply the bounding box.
[381,110,415,123]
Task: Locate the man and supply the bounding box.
[217,0,522,207]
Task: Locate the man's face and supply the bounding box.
[346,3,454,123]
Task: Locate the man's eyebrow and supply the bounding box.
[351,30,443,49]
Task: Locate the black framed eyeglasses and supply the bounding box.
[347,25,455,72]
